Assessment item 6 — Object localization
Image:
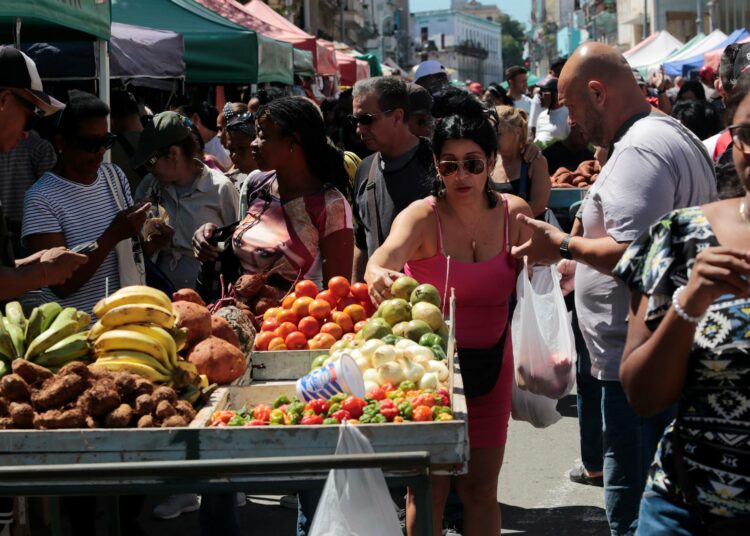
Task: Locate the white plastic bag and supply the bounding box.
[511,262,577,400]
[511,365,562,428]
[309,422,402,536]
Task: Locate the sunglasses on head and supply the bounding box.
[75,132,117,153]
[347,109,393,126]
[729,123,750,155]
[438,159,487,176]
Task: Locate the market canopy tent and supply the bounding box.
[194,0,294,84]
[294,49,315,78]
[626,31,683,72]
[0,0,111,41]
[242,0,338,76]
[112,0,285,84]
[623,31,662,59]
[23,23,185,80]
[671,28,750,76]
[704,34,750,71]
[663,29,730,76]
[335,51,370,86]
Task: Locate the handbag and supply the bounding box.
[102,164,146,287]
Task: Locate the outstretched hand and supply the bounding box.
[510,213,568,266]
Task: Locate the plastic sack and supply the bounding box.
[309,421,402,536]
[511,364,562,428]
[511,262,577,400]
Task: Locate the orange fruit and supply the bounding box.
[295,280,319,299]
[316,289,339,308]
[263,307,281,321]
[354,320,367,333]
[343,304,366,323]
[268,337,287,351]
[360,299,376,317]
[291,296,314,318]
[308,299,332,321]
[332,311,354,333]
[339,294,358,309]
[328,276,351,298]
[276,321,298,340]
[320,322,344,340]
[261,317,280,333]
[298,316,321,339]
[285,331,308,350]
[282,292,297,309]
[276,309,299,326]
[312,332,336,349]
[350,282,369,302]
[254,331,276,351]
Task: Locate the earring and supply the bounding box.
[436,176,446,198]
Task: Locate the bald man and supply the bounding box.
[512,43,717,535]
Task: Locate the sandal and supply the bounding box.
[568,462,604,487]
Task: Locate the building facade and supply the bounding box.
[412,9,503,86]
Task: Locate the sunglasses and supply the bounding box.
[9,90,45,132]
[728,123,750,155]
[347,109,393,126]
[438,159,487,176]
[75,132,117,153]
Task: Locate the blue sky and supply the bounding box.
[410,0,532,26]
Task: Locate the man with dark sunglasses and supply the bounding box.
[0,46,87,304]
[350,77,435,281]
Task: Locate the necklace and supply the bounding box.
[740,199,750,226]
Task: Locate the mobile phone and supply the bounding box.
[208,224,237,246]
[71,241,98,254]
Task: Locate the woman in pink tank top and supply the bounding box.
[365,97,533,536]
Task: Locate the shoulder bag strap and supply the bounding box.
[365,156,383,248]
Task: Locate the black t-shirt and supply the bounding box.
[543,141,594,175]
[353,137,436,256]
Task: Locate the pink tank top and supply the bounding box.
[404,196,516,349]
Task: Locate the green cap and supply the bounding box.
[130,111,192,168]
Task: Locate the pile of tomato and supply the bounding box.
[254,277,376,351]
[208,382,453,427]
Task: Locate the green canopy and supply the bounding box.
[356,54,382,77]
[112,0,293,85]
[293,49,315,78]
[0,0,111,40]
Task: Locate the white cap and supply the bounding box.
[414,60,447,82]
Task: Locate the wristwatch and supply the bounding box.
[559,235,573,260]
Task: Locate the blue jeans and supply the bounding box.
[573,308,603,473]
[297,489,322,536]
[601,381,676,536]
[636,481,703,536]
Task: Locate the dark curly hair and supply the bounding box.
[432,91,498,207]
[257,96,352,201]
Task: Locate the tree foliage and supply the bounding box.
[497,13,526,69]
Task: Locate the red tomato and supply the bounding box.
[309,333,336,350]
[350,282,370,302]
[320,322,343,340]
[316,289,339,308]
[267,337,287,351]
[353,320,367,333]
[338,295,359,309]
[341,333,355,342]
[254,331,276,351]
[298,316,321,339]
[327,276,351,298]
[301,414,324,425]
[281,292,296,309]
[276,309,299,326]
[331,311,354,333]
[295,280,319,299]
[253,404,273,422]
[285,331,308,350]
[343,304,366,323]
[331,409,352,423]
[360,299,377,317]
[291,296,314,319]
[261,317,279,332]
[276,321,298,340]
[367,386,386,401]
[308,299,332,321]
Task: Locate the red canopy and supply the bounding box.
[335,51,371,86]
[242,0,338,76]
[356,59,370,82]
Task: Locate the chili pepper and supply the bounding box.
[288,411,302,425]
[228,414,246,427]
[308,399,330,415]
[327,403,341,416]
[301,414,324,425]
[323,418,340,425]
[366,386,386,401]
[370,414,387,423]
[412,394,436,408]
[331,409,352,423]
[398,401,413,420]
[329,393,348,404]
[341,396,367,419]
[273,395,291,409]
[269,409,285,425]
[283,411,292,425]
[393,416,405,423]
[436,413,453,421]
[436,389,451,407]
[399,380,417,391]
[253,404,272,422]
[413,405,433,422]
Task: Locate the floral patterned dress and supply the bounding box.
[614,206,750,520]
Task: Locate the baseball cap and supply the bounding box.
[414,60,447,82]
[0,45,64,116]
[732,43,750,85]
[538,78,558,92]
[407,83,433,114]
[131,111,192,168]
[550,56,567,70]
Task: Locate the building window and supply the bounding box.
[421,27,428,42]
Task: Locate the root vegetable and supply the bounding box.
[137,414,156,428]
[131,377,154,398]
[58,361,90,379]
[234,274,264,299]
[161,415,188,427]
[11,359,53,386]
[31,374,87,411]
[187,336,246,385]
[85,416,98,429]
[172,288,206,306]
[152,386,177,404]
[34,408,85,429]
[0,417,13,429]
[104,404,133,428]
[214,306,256,354]
[134,394,156,416]
[174,400,197,422]
[78,384,120,418]
[0,374,30,402]
[251,298,275,317]
[0,398,8,417]
[155,400,176,420]
[9,402,35,428]
[172,301,212,346]
[211,315,241,349]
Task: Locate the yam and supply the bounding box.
[234,274,264,299]
[58,361,90,379]
[0,417,13,429]
[152,386,177,404]
[161,415,188,427]
[34,408,85,429]
[0,374,30,402]
[78,383,120,418]
[172,288,206,306]
[155,400,176,420]
[174,400,197,422]
[31,374,87,411]
[9,402,35,428]
[172,301,212,346]
[134,394,156,416]
[214,306,256,355]
[11,359,53,386]
[187,336,247,385]
[131,377,154,398]
[137,414,156,428]
[104,404,133,428]
[211,315,241,349]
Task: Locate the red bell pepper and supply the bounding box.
[341,396,367,419]
[301,414,324,425]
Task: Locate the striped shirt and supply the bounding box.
[0,131,56,223]
[22,164,132,315]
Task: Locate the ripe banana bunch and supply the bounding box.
[90,286,196,387]
[0,301,92,375]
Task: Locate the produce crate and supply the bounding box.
[250,349,326,381]
[549,187,587,210]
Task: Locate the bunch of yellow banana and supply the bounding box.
[89,286,197,388]
[0,301,92,375]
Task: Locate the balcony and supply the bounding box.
[455,39,489,60]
